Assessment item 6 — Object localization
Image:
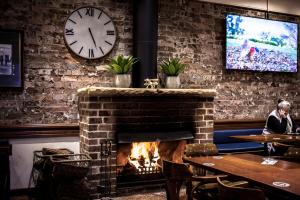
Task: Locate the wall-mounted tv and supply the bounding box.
[226,14,298,73]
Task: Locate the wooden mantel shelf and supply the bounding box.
[77,87,217,97]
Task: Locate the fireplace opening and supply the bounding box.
[116,139,190,190]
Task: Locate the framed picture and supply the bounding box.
[0,30,23,90]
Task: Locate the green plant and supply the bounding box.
[106,55,137,74]
[159,58,186,76]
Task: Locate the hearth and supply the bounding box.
[77,87,216,199]
[116,141,163,190]
[116,129,193,190]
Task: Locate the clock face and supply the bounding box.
[64,7,117,59]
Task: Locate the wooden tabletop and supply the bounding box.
[183,154,300,198]
[230,134,300,143]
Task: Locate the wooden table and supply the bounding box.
[230,134,300,146]
[183,154,300,198]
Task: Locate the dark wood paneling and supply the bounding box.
[1,118,299,139]
[214,118,300,130]
[214,119,266,130]
[0,124,79,139]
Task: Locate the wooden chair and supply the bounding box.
[162,159,247,200]
[184,143,219,176]
[217,177,265,200]
[183,143,249,199]
[162,159,193,200]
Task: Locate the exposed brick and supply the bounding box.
[88,117,103,124]
[88,145,101,152]
[98,110,112,116]
[87,139,98,145]
[204,115,214,120]
[97,124,112,131]
[89,131,107,138]
[196,109,206,115]
[88,102,102,109]
[207,109,214,114]
[194,133,208,140]
[84,110,98,116]
[204,102,214,109]
[195,121,206,127]
[86,124,98,131]
[85,96,98,102]
[199,127,213,133]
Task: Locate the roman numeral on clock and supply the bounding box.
[89,49,94,58]
[105,40,112,46]
[77,11,82,18]
[104,20,112,25]
[69,41,77,46]
[65,29,74,35]
[106,30,115,35]
[99,47,104,55]
[68,19,76,24]
[86,7,94,16]
[98,11,102,19]
[79,46,83,54]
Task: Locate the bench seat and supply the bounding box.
[214,128,264,153]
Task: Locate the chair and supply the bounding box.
[162,159,248,200]
[273,146,300,162]
[162,159,193,200]
[183,143,249,200]
[217,177,265,200]
[184,143,219,176]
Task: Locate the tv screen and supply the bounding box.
[226,14,298,72]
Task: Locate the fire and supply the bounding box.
[128,142,160,171]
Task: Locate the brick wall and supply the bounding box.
[1,0,300,125]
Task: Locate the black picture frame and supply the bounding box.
[0,30,23,91]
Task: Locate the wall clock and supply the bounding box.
[64,6,117,59]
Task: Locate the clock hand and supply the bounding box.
[88,28,97,47]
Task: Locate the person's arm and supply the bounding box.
[267,115,287,133]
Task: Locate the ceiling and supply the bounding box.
[196,0,300,16]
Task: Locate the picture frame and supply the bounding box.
[0,30,23,90]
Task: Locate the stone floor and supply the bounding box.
[10,190,170,200]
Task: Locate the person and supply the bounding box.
[263,99,300,155]
[263,99,300,135]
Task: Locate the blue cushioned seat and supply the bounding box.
[213,128,264,153]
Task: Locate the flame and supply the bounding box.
[128,142,160,171]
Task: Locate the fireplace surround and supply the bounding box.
[77,87,216,199]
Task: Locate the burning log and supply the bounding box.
[119,162,139,176]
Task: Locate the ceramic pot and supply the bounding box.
[165,76,180,89]
[115,74,131,88]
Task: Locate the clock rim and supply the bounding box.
[63,6,117,60]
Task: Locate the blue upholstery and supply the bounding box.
[213,128,264,153]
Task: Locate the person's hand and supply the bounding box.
[278,109,287,118]
[296,127,300,133]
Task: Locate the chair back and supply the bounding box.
[217,177,265,200]
[184,143,218,157]
[162,159,193,200]
[284,146,300,161]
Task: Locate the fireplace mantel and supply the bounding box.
[77,86,217,97]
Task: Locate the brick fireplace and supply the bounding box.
[77,87,216,199]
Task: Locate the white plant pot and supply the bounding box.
[166,76,180,89]
[115,74,131,88]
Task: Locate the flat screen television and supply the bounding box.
[226,14,298,73]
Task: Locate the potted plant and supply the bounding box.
[106,54,137,88]
[159,58,186,88]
